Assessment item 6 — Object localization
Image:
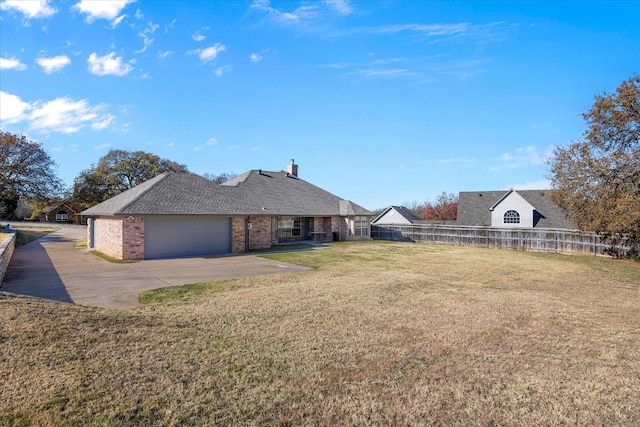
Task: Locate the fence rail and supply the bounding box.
[371,224,628,257]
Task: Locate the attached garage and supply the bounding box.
[144,215,232,259]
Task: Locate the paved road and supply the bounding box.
[1,227,309,309]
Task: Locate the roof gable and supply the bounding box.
[457,189,575,229]
[372,206,420,224]
[489,189,535,211]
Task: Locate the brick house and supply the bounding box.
[41,201,85,225]
[81,162,373,260]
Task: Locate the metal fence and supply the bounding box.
[371,224,628,256]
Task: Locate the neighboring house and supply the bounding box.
[371,206,422,225]
[81,162,373,260]
[42,201,85,225]
[457,189,575,229]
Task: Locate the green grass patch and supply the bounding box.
[90,250,139,264]
[139,280,240,305]
[250,243,315,253]
[12,227,58,247]
[75,237,88,249]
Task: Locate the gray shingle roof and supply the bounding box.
[456,189,575,229]
[371,206,421,224]
[82,170,372,217]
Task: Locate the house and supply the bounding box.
[371,206,422,225]
[81,162,373,260]
[456,189,575,229]
[41,201,85,225]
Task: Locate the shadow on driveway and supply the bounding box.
[2,238,73,303]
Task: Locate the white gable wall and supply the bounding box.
[373,207,413,225]
[490,191,535,228]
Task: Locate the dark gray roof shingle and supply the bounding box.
[82,170,372,217]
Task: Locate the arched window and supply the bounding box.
[503,210,520,224]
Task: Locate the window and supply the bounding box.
[56,211,69,222]
[354,216,369,236]
[278,216,301,238]
[503,210,520,224]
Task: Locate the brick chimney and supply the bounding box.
[287,159,298,177]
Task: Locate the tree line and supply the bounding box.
[1,74,638,258]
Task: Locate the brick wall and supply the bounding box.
[232,217,246,253]
[248,216,274,250]
[122,217,144,260]
[94,217,124,259]
[0,232,16,284]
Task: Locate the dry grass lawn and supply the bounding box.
[1,241,639,426]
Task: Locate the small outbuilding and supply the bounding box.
[371,206,422,225]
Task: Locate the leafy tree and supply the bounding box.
[0,131,63,219]
[72,149,188,206]
[548,75,640,259]
[423,192,458,221]
[201,172,237,184]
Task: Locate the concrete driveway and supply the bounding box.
[1,226,309,309]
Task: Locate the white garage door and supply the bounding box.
[144,216,232,259]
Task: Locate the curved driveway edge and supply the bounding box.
[1,227,309,309]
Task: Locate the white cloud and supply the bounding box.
[0,56,27,70]
[325,0,353,15]
[29,97,113,133]
[35,55,71,73]
[251,0,321,26]
[0,91,116,134]
[158,50,172,59]
[251,0,353,33]
[135,22,159,53]
[194,137,219,151]
[194,43,227,62]
[73,0,136,22]
[250,53,263,62]
[0,0,56,19]
[134,8,143,19]
[0,91,30,124]
[192,26,209,42]
[87,52,133,76]
[214,65,232,76]
[110,14,127,28]
[325,56,487,82]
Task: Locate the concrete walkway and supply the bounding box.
[1,227,309,309]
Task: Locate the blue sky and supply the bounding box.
[1,0,638,210]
